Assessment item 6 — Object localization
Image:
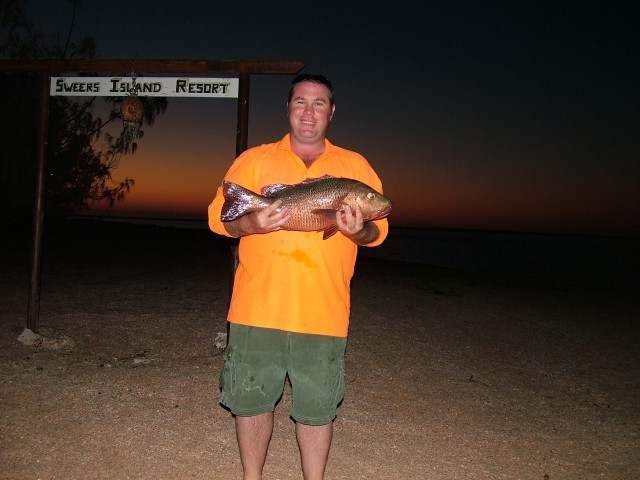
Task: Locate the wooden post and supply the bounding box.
[0,59,305,329]
[235,72,250,157]
[229,72,250,306]
[27,73,51,333]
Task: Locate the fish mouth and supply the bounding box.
[375,203,393,218]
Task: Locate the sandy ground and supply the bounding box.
[0,220,638,480]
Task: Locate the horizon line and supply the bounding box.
[71,213,639,239]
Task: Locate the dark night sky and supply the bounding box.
[14,0,640,234]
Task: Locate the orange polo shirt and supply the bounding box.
[208,134,388,337]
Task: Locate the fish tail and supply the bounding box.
[221,181,270,221]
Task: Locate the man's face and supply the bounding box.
[287,81,335,145]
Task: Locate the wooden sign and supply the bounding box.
[50,76,239,98]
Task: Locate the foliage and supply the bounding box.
[0,0,167,222]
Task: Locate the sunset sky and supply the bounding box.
[17,0,640,235]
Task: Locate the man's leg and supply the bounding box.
[236,412,274,480]
[296,421,332,480]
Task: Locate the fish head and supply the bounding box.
[343,183,393,221]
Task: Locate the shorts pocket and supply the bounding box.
[219,345,236,407]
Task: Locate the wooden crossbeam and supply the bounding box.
[0,59,305,75]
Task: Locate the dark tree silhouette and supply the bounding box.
[0,0,167,222]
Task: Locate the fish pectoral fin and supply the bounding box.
[322,224,339,240]
[312,209,340,220]
[309,209,340,240]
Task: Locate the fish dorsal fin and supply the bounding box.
[262,175,336,196]
[301,174,335,185]
[261,183,291,196]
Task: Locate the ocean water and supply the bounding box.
[89,217,639,292]
[359,228,640,292]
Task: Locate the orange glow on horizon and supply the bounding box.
[100,158,640,235]
[86,103,640,237]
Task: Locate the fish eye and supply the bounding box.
[367,192,375,200]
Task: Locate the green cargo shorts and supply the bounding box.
[219,323,347,425]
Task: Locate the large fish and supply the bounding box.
[221,175,392,239]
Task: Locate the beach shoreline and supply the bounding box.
[1,220,638,479]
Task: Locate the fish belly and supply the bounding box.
[284,209,337,232]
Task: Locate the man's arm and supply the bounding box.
[336,205,381,246]
[345,221,380,246]
[222,200,290,238]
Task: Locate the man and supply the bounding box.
[208,74,389,480]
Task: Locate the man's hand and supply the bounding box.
[336,205,380,245]
[223,200,290,237]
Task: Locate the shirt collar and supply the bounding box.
[277,134,338,157]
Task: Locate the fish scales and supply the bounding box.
[271,178,347,231]
[221,175,392,239]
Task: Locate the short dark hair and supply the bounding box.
[288,74,335,106]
